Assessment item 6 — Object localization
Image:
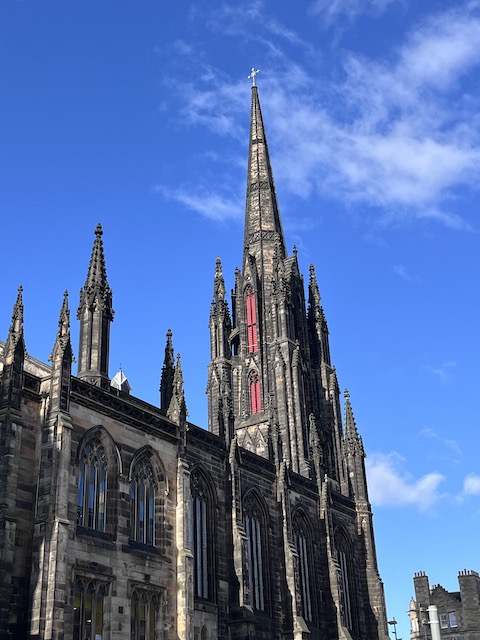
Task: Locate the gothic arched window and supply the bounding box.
[130,459,156,546]
[249,370,261,414]
[335,530,357,632]
[245,286,258,353]
[191,468,215,601]
[77,440,107,531]
[244,492,267,611]
[130,590,159,640]
[293,512,314,621]
[73,579,107,640]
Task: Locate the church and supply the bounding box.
[0,81,389,640]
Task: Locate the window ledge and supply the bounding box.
[194,598,218,613]
[122,540,167,561]
[76,526,116,549]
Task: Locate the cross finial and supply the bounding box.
[248,67,260,86]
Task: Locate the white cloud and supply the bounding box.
[309,0,399,24]
[155,185,242,222]
[159,2,480,226]
[394,264,410,280]
[366,452,445,511]
[464,473,480,495]
[426,361,456,383]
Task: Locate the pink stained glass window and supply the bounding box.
[245,287,258,353]
[250,371,261,414]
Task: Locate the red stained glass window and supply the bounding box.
[245,286,258,353]
[250,371,261,414]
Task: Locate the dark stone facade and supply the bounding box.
[0,85,388,639]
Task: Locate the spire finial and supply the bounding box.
[248,67,260,86]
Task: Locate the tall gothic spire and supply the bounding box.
[243,85,286,279]
[77,224,114,387]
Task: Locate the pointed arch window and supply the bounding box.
[77,440,107,531]
[73,579,107,640]
[249,370,262,414]
[335,531,357,632]
[130,459,156,546]
[293,512,313,621]
[130,590,158,640]
[245,286,258,353]
[191,469,214,601]
[244,493,267,611]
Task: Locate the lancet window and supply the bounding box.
[245,285,258,353]
[191,469,214,600]
[77,439,107,531]
[249,370,262,414]
[73,578,107,640]
[130,459,156,546]
[244,492,267,611]
[130,590,159,640]
[293,512,313,621]
[335,531,356,631]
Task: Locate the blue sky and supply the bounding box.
[1,1,480,636]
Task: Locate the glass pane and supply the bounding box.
[77,462,85,525]
[139,482,145,543]
[95,588,104,637]
[149,601,156,639]
[73,586,82,640]
[148,487,155,545]
[85,584,93,639]
[88,464,96,528]
[98,466,106,532]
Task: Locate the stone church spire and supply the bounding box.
[243,84,286,280]
[77,224,114,387]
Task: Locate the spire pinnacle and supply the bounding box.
[160,329,175,411]
[344,389,364,456]
[49,291,73,362]
[308,264,321,309]
[167,352,188,424]
[243,81,286,278]
[4,285,25,364]
[214,257,226,301]
[78,223,113,318]
[77,224,114,385]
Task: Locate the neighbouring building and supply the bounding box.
[0,82,388,639]
[410,570,480,640]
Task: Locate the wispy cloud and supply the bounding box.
[309,0,400,24]
[155,185,243,222]
[464,473,480,495]
[366,452,445,511]
[425,361,456,383]
[157,2,480,226]
[419,427,462,459]
[394,264,410,281]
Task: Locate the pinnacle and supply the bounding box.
[78,224,113,319]
[214,257,226,301]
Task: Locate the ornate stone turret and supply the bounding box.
[208,258,233,442]
[160,329,175,411]
[48,291,74,413]
[167,353,187,426]
[77,224,114,387]
[344,389,367,501]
